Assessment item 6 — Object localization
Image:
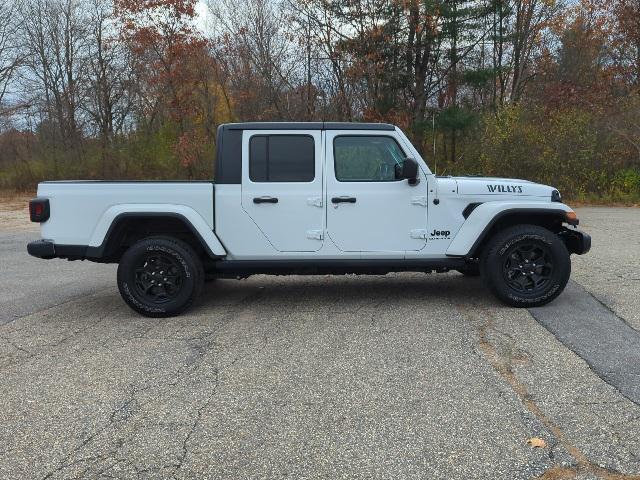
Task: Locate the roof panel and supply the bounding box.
[323,122,395,131]
[221,122,395,131]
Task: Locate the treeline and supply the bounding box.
[0,0,639,202]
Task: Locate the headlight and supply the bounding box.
[551,190,562,202]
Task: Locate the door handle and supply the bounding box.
[253,196,279,204]
[331,196,356,204]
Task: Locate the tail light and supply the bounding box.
[29,198,50,223]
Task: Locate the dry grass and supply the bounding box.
[0,191,36,232]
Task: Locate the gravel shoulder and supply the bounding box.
[0,194,36,232]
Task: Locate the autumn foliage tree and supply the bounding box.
[115,0,224,174]
[0,0,638,201]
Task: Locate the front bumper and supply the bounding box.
[559,228,591,255]
[27,239,56,259]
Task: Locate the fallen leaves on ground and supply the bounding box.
[527,437,547,448]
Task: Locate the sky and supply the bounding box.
[195,0,212,33]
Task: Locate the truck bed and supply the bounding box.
[37,181,215,248]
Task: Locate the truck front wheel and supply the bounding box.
[117,236,204,317]
[481,225,570,308]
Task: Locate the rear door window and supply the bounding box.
[249,135,315,182]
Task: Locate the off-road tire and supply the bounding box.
[117,236,204,317]
[480,225,570,308]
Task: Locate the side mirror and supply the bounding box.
[395,157,420,185]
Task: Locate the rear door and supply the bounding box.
[325,132,428,253]
[241,130,324,252]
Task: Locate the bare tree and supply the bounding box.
[509,0,562,101]
[208,0,304,120]
[0,0,25,114]
[286,0,354,120]
[19,0,89,154]
[83,0,134,174]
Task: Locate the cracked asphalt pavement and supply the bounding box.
[0,207,639,479]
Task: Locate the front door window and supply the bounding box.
[334,136,406,182]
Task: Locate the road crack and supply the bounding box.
[476,309,640,480]
[40,286,271,479]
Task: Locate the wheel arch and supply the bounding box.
[447,205,571,258]
[88,211,226,262]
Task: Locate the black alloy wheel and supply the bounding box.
[134,252,185,304]
[502,242,553,294]
[481,224,571,307]
[117,236,204,317]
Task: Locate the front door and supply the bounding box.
[325,132,428,253]
[241,130,324,252]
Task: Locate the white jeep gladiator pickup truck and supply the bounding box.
[27,122,591,317]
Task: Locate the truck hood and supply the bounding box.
[450,176,555,198]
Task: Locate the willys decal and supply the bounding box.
[487,184,523,193]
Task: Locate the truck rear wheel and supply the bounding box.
[117,236,204,317]
[481,225,570,308]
